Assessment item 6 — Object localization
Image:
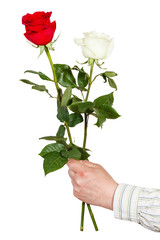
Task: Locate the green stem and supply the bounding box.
[45,47,97,230]
[80,62,98,231]
[83,113,88,149]
[44,46,62,102]
[82,112,98,231]
[91,73,101,84]
[81,90,85,101]
[85,63,94,101]
[80,113,88,231]
[80,202,85,231]
[45,91,56,99]
[64,122,73,144]
[87,204,98,231]
[83,63,94,149]
[44,46,74,145]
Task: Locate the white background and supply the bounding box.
[1,0,160,239]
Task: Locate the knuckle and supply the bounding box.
[75,177,81,186]
[95,163,101,169]
[68,169,75,179]
[68,169,71,176]
[73,190,77,197]
[83,160,89,164]
[73,191,81,200]
[75,187,80,193]
[80,169,88,177]
[73,188,80,196]
[80,170,89,180]
[79,170,85,177]
[71,180,75,187]
[75,176,85,187]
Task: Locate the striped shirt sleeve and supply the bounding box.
[113,183,160,232]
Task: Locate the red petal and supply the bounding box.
[51,21,56,31]
[24,25,55,46]
[22,11,52,26]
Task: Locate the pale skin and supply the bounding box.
[67,159,118,210]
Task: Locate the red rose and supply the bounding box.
[22,11,56,46]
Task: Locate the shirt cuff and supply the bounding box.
[113,183,143,223]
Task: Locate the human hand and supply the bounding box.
[67,159,118,210]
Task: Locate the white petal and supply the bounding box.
[75,32,114,60]
[74,38,84,46]
[81,46,97,59]
[104,38,114,58]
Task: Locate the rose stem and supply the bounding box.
[80,62,98,231]
[44,46,73,144]
[44,46,62,102]
[87,204,98,231]
[64,122,73,144]
[85,63,94,101]
[45,46,98,230]
[80,202,85,231]
[81,112,98,231]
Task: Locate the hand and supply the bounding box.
[67,159,118,210]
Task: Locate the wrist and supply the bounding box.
[110,182,119,210]
[101,181,119,210]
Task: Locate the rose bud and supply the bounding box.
[22,11,56,46]
[74,31,114,60]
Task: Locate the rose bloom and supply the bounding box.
[22,11,56,46]
[74,31,114,60]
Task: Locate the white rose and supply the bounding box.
[74,31,114,60]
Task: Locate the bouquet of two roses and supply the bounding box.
[21,11,120,231]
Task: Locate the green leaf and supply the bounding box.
[60,148,81,160]
[69,101,94,113]
[95,105,120,119]
[43,151,68,175]
[68,113,83,127]
[54,64,77,88]
[72,65,81,71]
[108,78,117,90]
[95,59,107,69]
[61,86,72,106]
[32,85,48,92]
[20,79,37,85]
[56,125,65,138]
[100,72,118,90]
[76,60,88,65]
[78,68,89,89]
[39,136,67,141]
[57,100,69,122]
[20,79,49,93]
[93,92,114,108]
[94,109,107,128]
[100,74,107,83]
[50,32,61,45]
[38,46,45,57]
[94,106,120,128]
[25,70,52,81]
[39,143,65,157]
[67,95,83,107]
[76,101,94,113]
[93,93,120,127]
[104,71,117,78]
[76,147,90,160]
[46,42,55,51]
[71,95,83,103]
